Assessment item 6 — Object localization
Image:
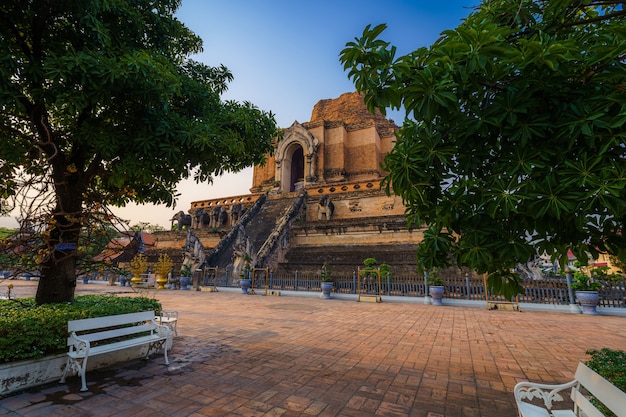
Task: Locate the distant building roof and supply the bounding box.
[93,231,155,263]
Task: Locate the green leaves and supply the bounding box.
[342,0,626,298]
[486,270,524,301]
[0,0,281,302]
[0,0,279,208]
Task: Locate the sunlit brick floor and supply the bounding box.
[1,280,625,416]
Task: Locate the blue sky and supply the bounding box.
[176,0,477,127]
[0,1,478,229]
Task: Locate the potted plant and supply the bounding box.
[427,268,445,306]
[357,258,387,302]
[129,254,148,287]
[179,264,192,290]
[571,269,602,315]
[239,254,252,294]
[155,254,173,290]
[320,261,333,299]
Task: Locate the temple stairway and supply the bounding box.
[203,193,304,273]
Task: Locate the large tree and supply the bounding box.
[340,0,626,297]
[0,0,280,303]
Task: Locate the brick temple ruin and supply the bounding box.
[149,92,426,281]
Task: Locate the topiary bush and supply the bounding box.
[0,295,161,363]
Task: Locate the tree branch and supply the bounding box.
[558,9,626,29]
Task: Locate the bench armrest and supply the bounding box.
[152,321,173,338]
[68,332,91,356]
[514,379,578,411]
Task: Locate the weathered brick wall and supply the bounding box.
[251,92,397,190]
[251,154,276,192]
[305,189,405,222]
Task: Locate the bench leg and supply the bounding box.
[78,357,89,391]
[59,357,70,384]
[60,356,89,391]
[80,374,88,391]
[147,339,170,366]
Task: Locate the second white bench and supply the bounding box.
[155,310,178,337]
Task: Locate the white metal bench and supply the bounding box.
[60,311,171,391]
[155,310,178,337]
[514,361,626,417]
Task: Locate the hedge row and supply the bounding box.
[0,295,161,363]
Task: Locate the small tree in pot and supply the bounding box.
[427,268,445,306]
[571,269,602,315]
[320,261,333,299]
[179,264,192,290]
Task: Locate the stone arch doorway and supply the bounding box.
[281,142,305,192]
[274,122,320,193]
[290,146,304,191]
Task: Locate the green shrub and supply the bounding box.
[0,295,161,363]
[585,348,626,417]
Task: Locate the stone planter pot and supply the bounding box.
[321,282,333,299]
[429,286,445,306]
[179,276,191,290]
[239,278,251,294]
[575,291,599,315]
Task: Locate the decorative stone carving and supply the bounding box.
[191,208,210,229]
[382,201,395,211]
[181,229,205,286]
[317,195,334,220]
[229,204,243,227]
[349,201,362,212]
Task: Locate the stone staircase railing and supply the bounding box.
[202,193,267,267]
[255,190,307,268]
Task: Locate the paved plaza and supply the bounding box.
[1,281,625,417]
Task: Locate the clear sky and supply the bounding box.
[0,0,478,230]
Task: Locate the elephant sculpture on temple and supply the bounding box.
[219,207,228,227]
[229,204,243,227]
[317,195,334,221]
[171,211,192,230]
[209,206,223,228]
[191,208,211,229]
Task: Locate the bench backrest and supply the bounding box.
[573,362,626,417]
[67,311,156,345]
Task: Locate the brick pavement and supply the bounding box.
[1,281,625,416]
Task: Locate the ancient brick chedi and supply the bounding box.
[176,91,423,277]
[251,91,398,193]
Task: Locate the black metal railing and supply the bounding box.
[207,271,626,309]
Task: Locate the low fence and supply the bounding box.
[205,271,626,309]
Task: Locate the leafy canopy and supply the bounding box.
[0,0,279,209]
[340,0,626,298]
[0,0,280,303]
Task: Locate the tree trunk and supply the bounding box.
[35,251,78,303]
[35,181,83,304]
